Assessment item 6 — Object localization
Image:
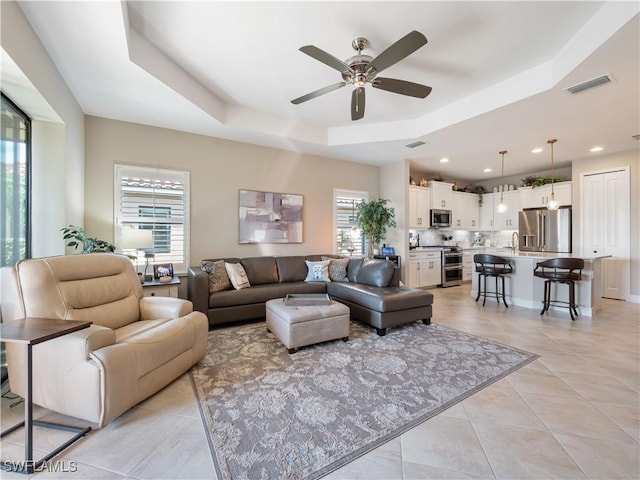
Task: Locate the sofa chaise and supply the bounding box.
[188,255,434,336]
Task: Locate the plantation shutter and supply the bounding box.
[334,190,367,256]
[115,165,190,273]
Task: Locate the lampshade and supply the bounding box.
[121,228,153,249]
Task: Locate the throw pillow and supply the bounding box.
[225,262,251,290]
[304,260,331,282]
[321,256,349,282]
[201,260,232,293]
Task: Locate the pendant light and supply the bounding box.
[496,150,508,213]
[547,139,559,210]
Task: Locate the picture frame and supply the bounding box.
[238,189,303,244]
[153,263,174,279]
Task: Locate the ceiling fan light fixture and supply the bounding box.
[292,31,431,121]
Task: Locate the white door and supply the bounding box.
[581,168,630,300]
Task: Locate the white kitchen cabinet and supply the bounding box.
[521,181,571,209]
[479,193,495,230]
[452,191,480,229]
[462,251,474,282]
[493,190,521,229]
[409,186,430,228]
[407,251,441,288]
[427,181,454,209]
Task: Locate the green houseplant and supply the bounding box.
[61,225,116,253]
[355,198,396,257]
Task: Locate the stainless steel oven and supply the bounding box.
[441,247,463,287]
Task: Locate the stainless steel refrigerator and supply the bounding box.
[518,207,572,253]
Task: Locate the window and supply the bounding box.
[333,189,368,256]
[1,93,31,268]
[115,165,189,273]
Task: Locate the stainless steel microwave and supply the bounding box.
[430,209,452,228]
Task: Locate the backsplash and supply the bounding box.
[409,228,518,249]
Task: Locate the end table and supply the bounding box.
[0,318,92,474]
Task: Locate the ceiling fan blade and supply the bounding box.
[291,82,346,104]
[299,45,354,75]
[366,31,427,75]
[351,87,365,121]
[373,77,432,98]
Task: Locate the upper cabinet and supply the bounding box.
[409,186,431,228]
[452,191,480,229]
[427,181,454,209]
[479,193,495,230]
[493,190,521,229]
[521,181,572,209]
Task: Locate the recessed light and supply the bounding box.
[440,158,449,163]
[590,146,604,152]
[483,168,492,173]
[531,147,543,154]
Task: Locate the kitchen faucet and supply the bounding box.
[512,231,519,253]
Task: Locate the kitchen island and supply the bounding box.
[469,249,609,317]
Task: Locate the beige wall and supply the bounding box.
[1,0,85,257]
[571,148,640,299]
[84,116,380,267]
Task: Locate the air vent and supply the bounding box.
[405,141,426,149]
[633,134,640,141]
[565,75,612,94]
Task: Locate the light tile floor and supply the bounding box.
[1,284,638,479]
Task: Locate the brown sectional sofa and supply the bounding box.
[187,255,434,336]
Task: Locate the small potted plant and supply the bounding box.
[355,198,397,257]
[61,225,116,253]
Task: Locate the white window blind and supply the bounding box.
[334,189,367,256]
[115,165,190,273]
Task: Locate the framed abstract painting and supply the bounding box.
[238,189,303,243]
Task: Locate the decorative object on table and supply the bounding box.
[496,150,508,213]
[355,198,396,257]
[283,293,332,306]
[238,189,303,244]
[61,225,116,253]
[192,321,538,480]
[546,138,560,210]
[153,263,173,279]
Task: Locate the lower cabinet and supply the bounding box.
[462,252,474,282]
[407,251,441,288]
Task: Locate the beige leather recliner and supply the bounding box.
[0,253,208,427]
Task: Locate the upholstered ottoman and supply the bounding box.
[265,298,350,353]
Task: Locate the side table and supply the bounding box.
[0,318,92,474]
[141,276,180,298]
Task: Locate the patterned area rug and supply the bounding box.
[191,321,538,480]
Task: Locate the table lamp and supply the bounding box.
[121,228,153,281]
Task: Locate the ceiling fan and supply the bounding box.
[291,30,432,121]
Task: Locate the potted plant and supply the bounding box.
[355,198,397,257]
[61,225,116,253]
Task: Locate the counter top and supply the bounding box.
[467,248,610,262]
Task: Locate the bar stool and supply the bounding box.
[474,254,513,307]
[533,258,584,320]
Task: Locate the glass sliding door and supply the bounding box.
[1,92,31,268]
